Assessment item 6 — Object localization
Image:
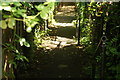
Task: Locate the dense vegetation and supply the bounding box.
[76,2,120,79]
[0,1,120,80]
[1,1,56,79]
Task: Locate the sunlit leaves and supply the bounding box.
[2,2,27,18]
[10,2,22,7]
[46,2,55,11]
[35,4,44,11]
[24,16,39,32]
[1,2,11,11]
[0,18,15,29]
[19,38,30,47]
[19,38,25,46]
[8,60,17,69]
[24,41,30,47]
[11,7,17,12]
[26,16,35,19]
[8,18,15,29]
[15,9,27,17]
[0,20,7,29]
[2,6,11,11]
[40,11,48,19]
[22,2,33,8]
[1,2,9,6]
[15,54,29,62]
[35,2,55,20]
[26,27,32,33]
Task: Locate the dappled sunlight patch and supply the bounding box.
[56,6,75,16]
[76,46,83,49]
[40,36,77,50]
[53,23,74,27]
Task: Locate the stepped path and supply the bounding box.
[18,3,92,79]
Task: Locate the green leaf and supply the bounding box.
[0,20,7,29]
[31,21,38,28]
[48,2,55,11]
[15,50,19,54]
[44,1,50,5]
[35,4,44,11]
[19,38,30,47]
[19,38,26,46]
[2,6,11,11]
[13,2,22,7]
[8,18,15,29]
[21,14,27,17]
[15,55,24,61]
[2,2,9,6]
[40,11,48,19]
[16,9,26,17]
[15,55,29,62]
[44,7,50,13]
[8,60,17,69]
[24,42,30,47]
[26,27,32,33]
[96,14,101,17]
[20,41,23,46]
[26,16,35,19]
[23,56,29,62]
[11,7,17,12]
[109,47,117,54]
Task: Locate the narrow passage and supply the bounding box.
[18,3,92,79]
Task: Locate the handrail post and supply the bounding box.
[101,36,107,80]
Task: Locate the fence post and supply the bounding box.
[77,17,81,46]
[101,36,107,80]
[0,13,2,80]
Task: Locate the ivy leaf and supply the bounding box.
[40,11,48,20]
[0,20,7,29]
[8,18,15,29]
[26,27,32,33]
